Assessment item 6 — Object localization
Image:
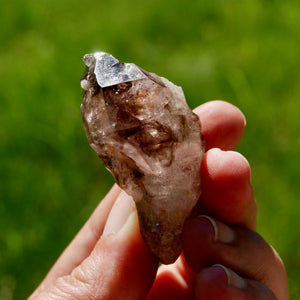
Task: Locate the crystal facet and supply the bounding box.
[80,52,205,264]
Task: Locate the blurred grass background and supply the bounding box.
[0,0,299,299]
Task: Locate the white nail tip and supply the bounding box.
[199,215,218,242]
[213,264,247,289]
[213,264,231,285]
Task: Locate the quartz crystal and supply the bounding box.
[80,52,205,264]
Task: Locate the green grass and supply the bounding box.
[0,0,299,299]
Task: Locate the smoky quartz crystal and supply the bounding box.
[80,52,205,264]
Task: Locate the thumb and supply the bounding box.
[34,191,158,300]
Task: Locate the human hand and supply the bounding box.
[29,101,288,300]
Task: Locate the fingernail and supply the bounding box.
[198,215,236,243]
[213,264,247,289]
[102,191,136,236]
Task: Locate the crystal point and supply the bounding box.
[81,52,205,264]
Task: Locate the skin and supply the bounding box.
[29,100,288,300]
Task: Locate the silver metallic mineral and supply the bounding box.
[80,52,205,264]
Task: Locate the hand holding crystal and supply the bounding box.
[29,101,288,300]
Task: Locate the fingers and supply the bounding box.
[146,255,196,300]
[193,100,255,228]
[31,191,158,300]
[148,140,257,299]
[37,99,245,287]
[183,216,288,300]
[32,184,121,294]
[193,100,246,151]
[195,265,277,300]
[200,148,256,229]
[31,100,254,299]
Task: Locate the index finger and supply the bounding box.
[193,100,246,151]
